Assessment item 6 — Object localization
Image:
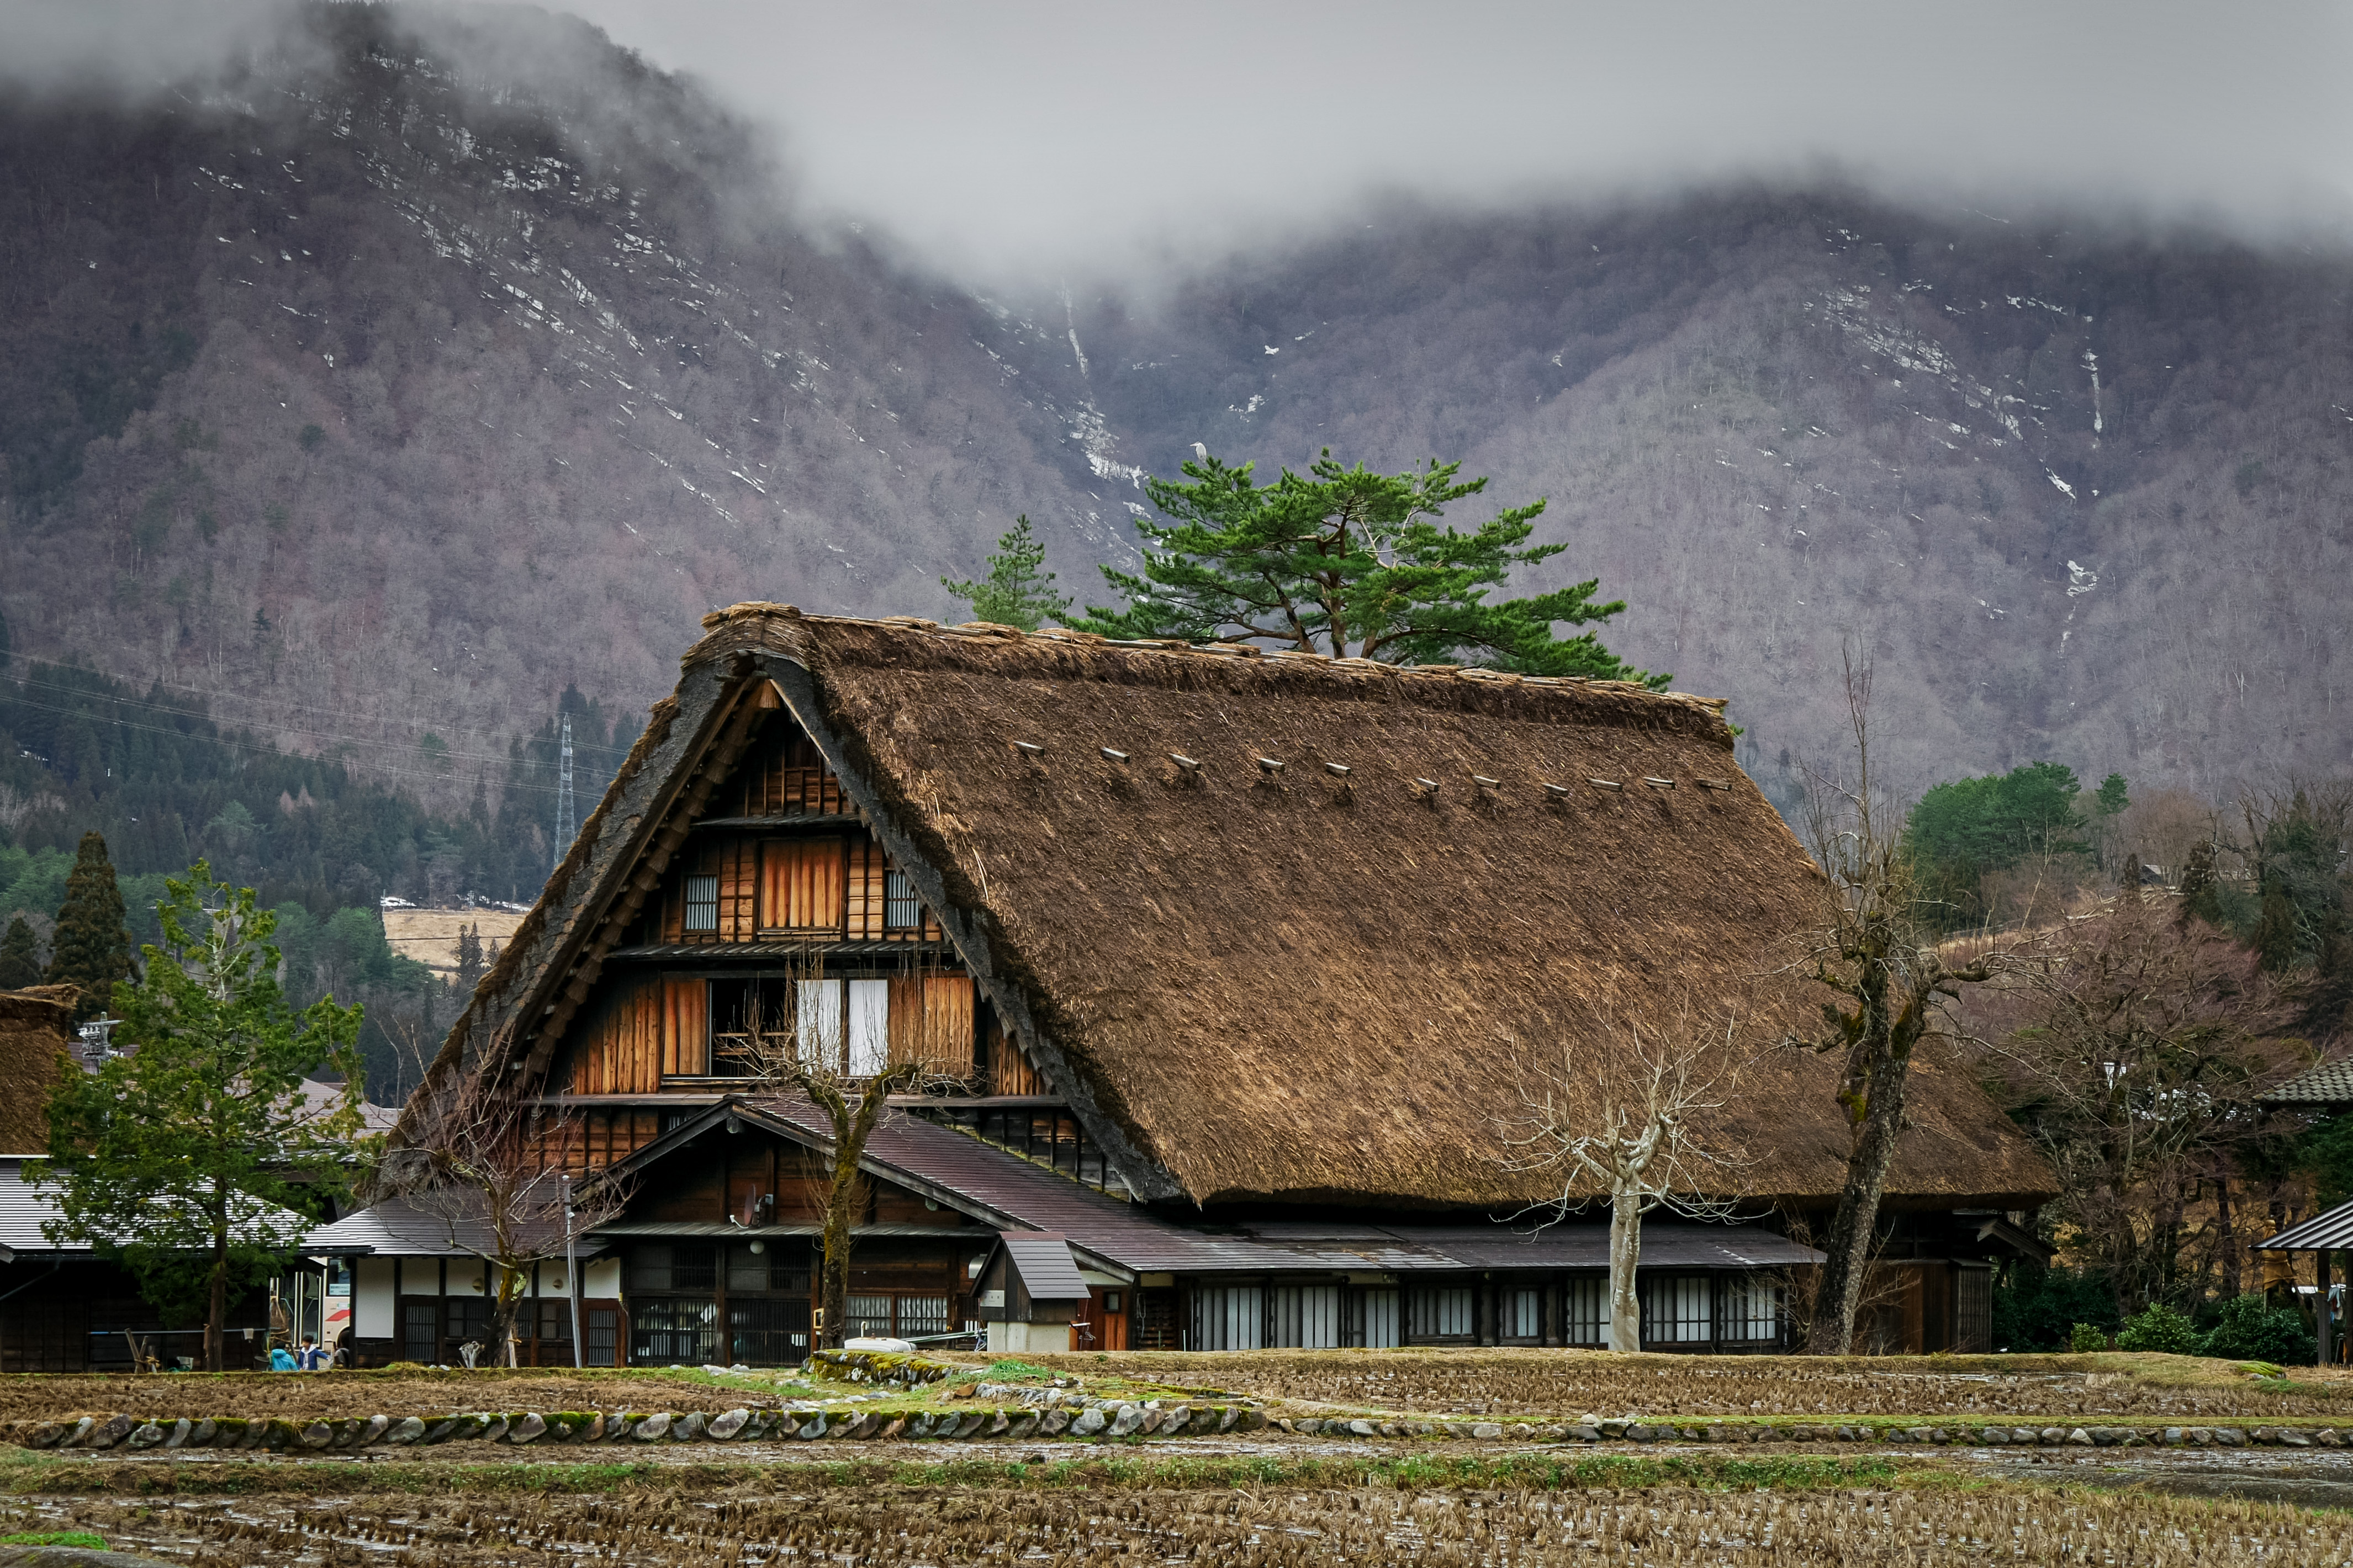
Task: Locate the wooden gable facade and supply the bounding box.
[531,694,1053,1179]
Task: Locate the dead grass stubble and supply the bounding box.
[1016,1352,2343,1420]
[11,1483,2349,1566]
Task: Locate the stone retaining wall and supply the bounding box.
[10,1409,2342,1454]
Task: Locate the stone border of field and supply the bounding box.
[14,1402,2347,1458]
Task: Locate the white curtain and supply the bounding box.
[848,978,891,1077]
[796,979,843,1068]
[1563,1276,1608,1346]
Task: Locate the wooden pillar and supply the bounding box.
[2319,1251,2336,1369]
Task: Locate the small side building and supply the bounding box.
[976,1232,1091,1354]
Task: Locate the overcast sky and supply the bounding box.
[553,0,2353,282]
[5,1,2348,284]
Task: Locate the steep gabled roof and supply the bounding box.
[426,603,2053,1212]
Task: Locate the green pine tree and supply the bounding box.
[1074,448,1658,684]
[941,516,1074,632]
[38,864,367,1369]
[2176,840,2224,928]
[0,916,41,990]
[44,831,133,1022]
[2254,872,2302,972]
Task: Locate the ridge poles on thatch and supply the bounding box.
[1499,1008,1752,1353]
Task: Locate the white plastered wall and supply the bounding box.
[354,1258,397,1339]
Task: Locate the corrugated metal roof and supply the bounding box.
[2262,1058,2353,1108]
[1000,1232,1089,1300]
[591,1221,972,1240]
[306,1198,605,1258]
[1378,1222,1821,1270]
[695,1099,1822,1278]
[2256,1195,2353,1253]
[0,1158,309,1256]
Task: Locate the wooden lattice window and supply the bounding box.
[684,875,720,932]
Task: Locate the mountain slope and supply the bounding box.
[1,3,2346,830]
[0,3,1115,809]
[1037,193,2353,802]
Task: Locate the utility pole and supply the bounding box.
[553,712,575,871]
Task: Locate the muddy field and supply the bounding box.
[1011,1349,2352,1421]
[4,1475,2347,1565]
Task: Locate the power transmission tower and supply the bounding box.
[553,712,575,871]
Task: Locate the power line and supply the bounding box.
[0,693,583,799]
[1,649,638,761]
[4,671,630,775]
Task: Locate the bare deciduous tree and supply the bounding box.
[1788,648,2032,1355]
[1974,893,2296,1316]
[742,961,969,1350]
[1501,1007,1750,1353]
[380,1021,628,1366]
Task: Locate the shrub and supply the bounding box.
[2197,1294,2313,1364]
[2114,1302,2202,1355]
[2068,1322,2109,1353]
[1993,1263,2114,1351]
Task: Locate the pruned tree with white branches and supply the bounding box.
[382,1025,630,1367]
[1500,1008,1751,1352]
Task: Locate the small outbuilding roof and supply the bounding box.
[997,1232,1090,1301]
[2260,1057,2353,1111]
[2255,1195,2353,1254]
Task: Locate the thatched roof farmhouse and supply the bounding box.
[341,605,2051,1365]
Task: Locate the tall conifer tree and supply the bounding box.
[45,831,133,1021]
[0,916,41,990]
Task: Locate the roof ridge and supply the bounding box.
[692,600,1733,716]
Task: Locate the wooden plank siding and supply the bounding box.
[529,1108,663,1174]
[761,839,847,933]
[888,974,975,1079]
[739,728,854,818]
[989,1020,1051,1096]
[564,977,707,1093]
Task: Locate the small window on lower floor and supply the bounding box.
[685,874,720,932]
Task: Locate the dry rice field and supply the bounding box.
[0,1371,774,1426]
[1014,1349,2351,1421]
[5,1479,2349,1565]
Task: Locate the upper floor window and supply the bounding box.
[884,868,922,930]
[684,875,720,932]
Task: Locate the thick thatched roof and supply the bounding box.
[0,987,75,1155]
[434,604,2053,1212]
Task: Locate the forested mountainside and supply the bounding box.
[1044,199,2353,803]
[0,2,1115,822]
[2,1,2347,846]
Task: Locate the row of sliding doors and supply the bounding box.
[1187,1275,1785,1352]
